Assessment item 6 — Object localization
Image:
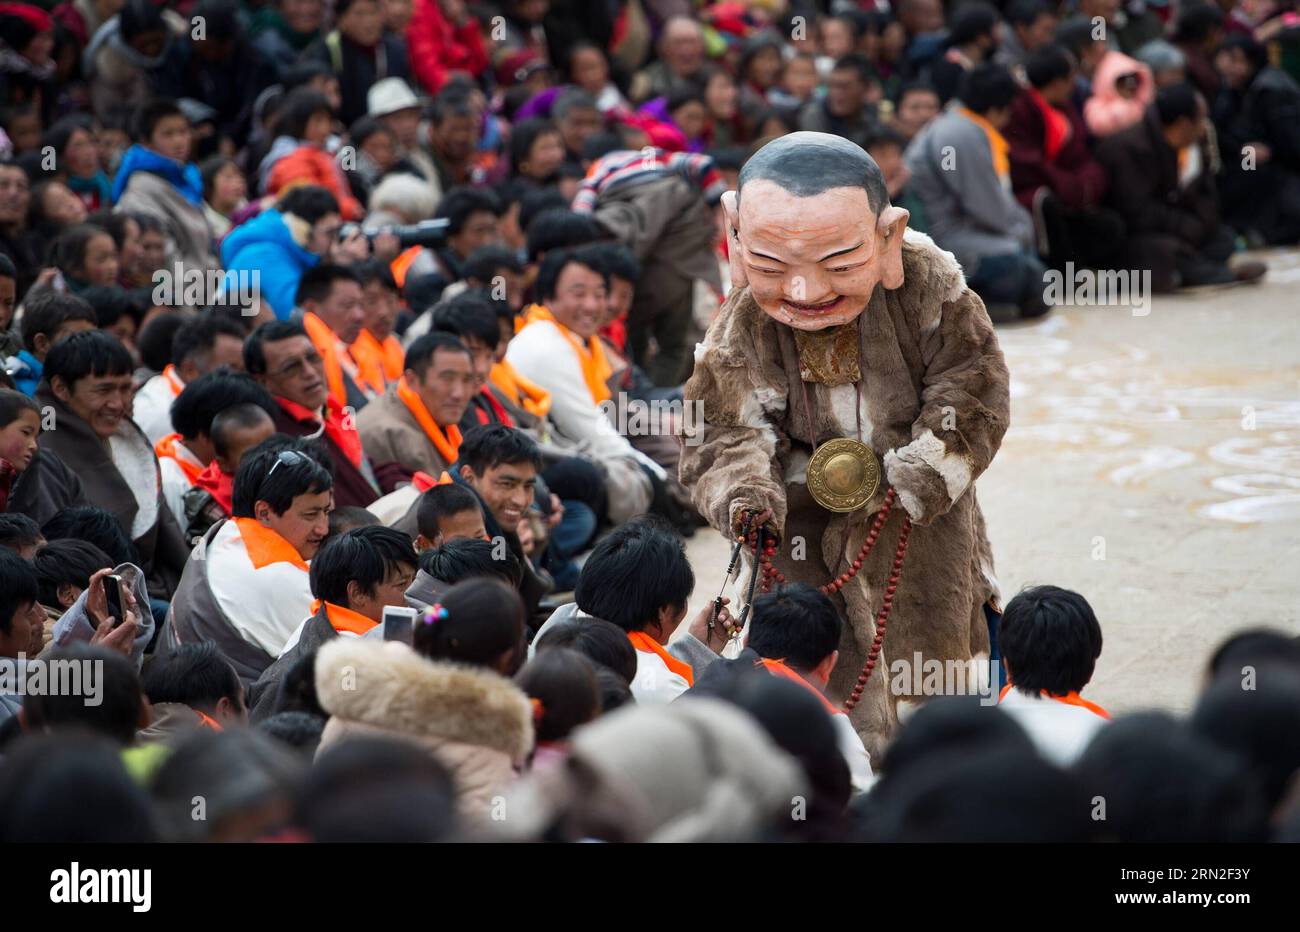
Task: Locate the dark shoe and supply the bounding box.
[1231,260,1267,284]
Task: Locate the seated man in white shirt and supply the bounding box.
[134,313,248,444]
[164,440,334,688]
[997,584,1109,766]
[505,247,660,522]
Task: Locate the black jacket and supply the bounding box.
[5,449,87,526]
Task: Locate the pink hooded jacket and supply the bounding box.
[1084,51,1156,138]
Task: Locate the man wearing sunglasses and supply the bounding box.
[164,442,334,688]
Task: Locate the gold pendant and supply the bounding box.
[806,438,880,513]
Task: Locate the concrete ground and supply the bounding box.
[683,251,1300,717]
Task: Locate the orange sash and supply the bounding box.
[233,516,309,572]
[390,245,422,290]
[301,311,351,409]
[274,394,364,469]
[756,657,843,716]
[958,106,1011,181]
[490,358,552,418]
[350,328,404,396]
[519,303,612,404]
[998,683,1110,719]
[627,630,694,687]
[162,364,185,396]
[194,709,223,731]
[395,376,463,465]
[311,598,378,636]
[154,433,205,485]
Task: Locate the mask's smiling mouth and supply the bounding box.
[783,296,844,314]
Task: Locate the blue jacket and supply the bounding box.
[220,208,319,320]
[11,350,42,396]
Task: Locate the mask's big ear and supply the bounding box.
[721,189,748,290]
[877,205,909,290]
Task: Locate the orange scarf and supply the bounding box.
[627,630,694,686]
[412,470,454,491]
[193,460,234,515]
[162,364,185,396]
[350,328,404,396]
[275,394,364,469]
[154,433,204,485]
[490,358,552,418]
[233,516,309,572]
[958,106,1011,181]
[519,303,612,404]
[194,709,223,731]
[301,311,352,409]
[998,683,1110,719]
[390,245,422,290]
[395,376,463,465]
[756,657,843,716]
[311,598,378,636]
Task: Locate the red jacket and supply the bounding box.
[1005,89,1108,213]
[266,146,364,221]
[406,0,489,95]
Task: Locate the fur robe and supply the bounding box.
[680,230,1011,758]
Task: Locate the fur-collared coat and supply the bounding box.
[680,230,1011,758]
[315,639,533,819]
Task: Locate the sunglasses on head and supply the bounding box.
[266,450,310,479]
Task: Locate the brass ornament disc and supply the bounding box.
[806,438,880,513]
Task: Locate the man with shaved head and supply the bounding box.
[679,131,1011,758]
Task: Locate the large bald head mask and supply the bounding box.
[723,131,909,331]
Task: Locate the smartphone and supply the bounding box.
[382,605,418,644]
[104,574,125,627]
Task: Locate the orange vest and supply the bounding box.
[518,303,612,404]
[627,630,694,686]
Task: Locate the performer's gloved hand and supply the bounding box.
[883,440,966,526]
[732,505,780,546]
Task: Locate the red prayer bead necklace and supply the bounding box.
[743,488,913,712]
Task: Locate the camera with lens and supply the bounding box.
[338,218,450,250]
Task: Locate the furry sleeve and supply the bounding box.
[884,285,1010,525]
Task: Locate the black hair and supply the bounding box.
[1220,33,1269,73]
[0,547,38,636]
[864,127,908,152]
[1006,0,1050,27]
[462,244,525,284]
[267,649,325,719]
[0,385,38,428]
[417,536,523,588]
[1191,670,1300,810]
[257,710,326,756]
[998,585,1102,695]
[430,88,475,125]
[277,184,340,223]
[23,644,144,746]
[281,60,334,93]
[0,733,159,842]
[748,583,842,672]
[575,241,639,285]
[518,188,569,235]
[535,245,603,305]
[665,81,705,115]
[170,370,277,442]
[171,312,247,369]
[231,443,334,518]
[347,113,394,149]
[831,52,877,87]
[413,576,526,668]
[1055,15,1103,58]
[535,616,638,684]
[896,80,940,106]
[198,154,240,201]
[457,423,543,474]
[42,506,136,566]
[19,291,97,352]
[47,223,114,280]
[276,87,334,141]
[525,208,604,262]
[295,262,360,307]
[403,269,449,315]
[1074,712,1268,842]
[959,63,1021,115]
[0,252,15,281]
[593,665,634,713]
[0,512,42,552]
[296,735,456,842]
[243,319,309,376]
[435,186,504,234]
[430,291,501,349]
[415,483,483,541]
[41,113,95,158]
[1155,82,1201,125]
[352,257,398,292]
[32,539,112,608]
[309,525,416,607]
[135,311,188,372]
[574,518,694,634]
[211,403,276,461]
[136,97,186,144]
[43,329,133,390]
[1205,628,1300,681]
[402,331,471,379]
[327,505,380,536]
[80,285,145,332]
[1173,3,1225,43]
[142,642,243,712]
[738,132,889,216]
[515,648,600,743]
[948,2,1000,47]
[1024,43,1074,90]
[579,131,624,162]
[509,117,562,176]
